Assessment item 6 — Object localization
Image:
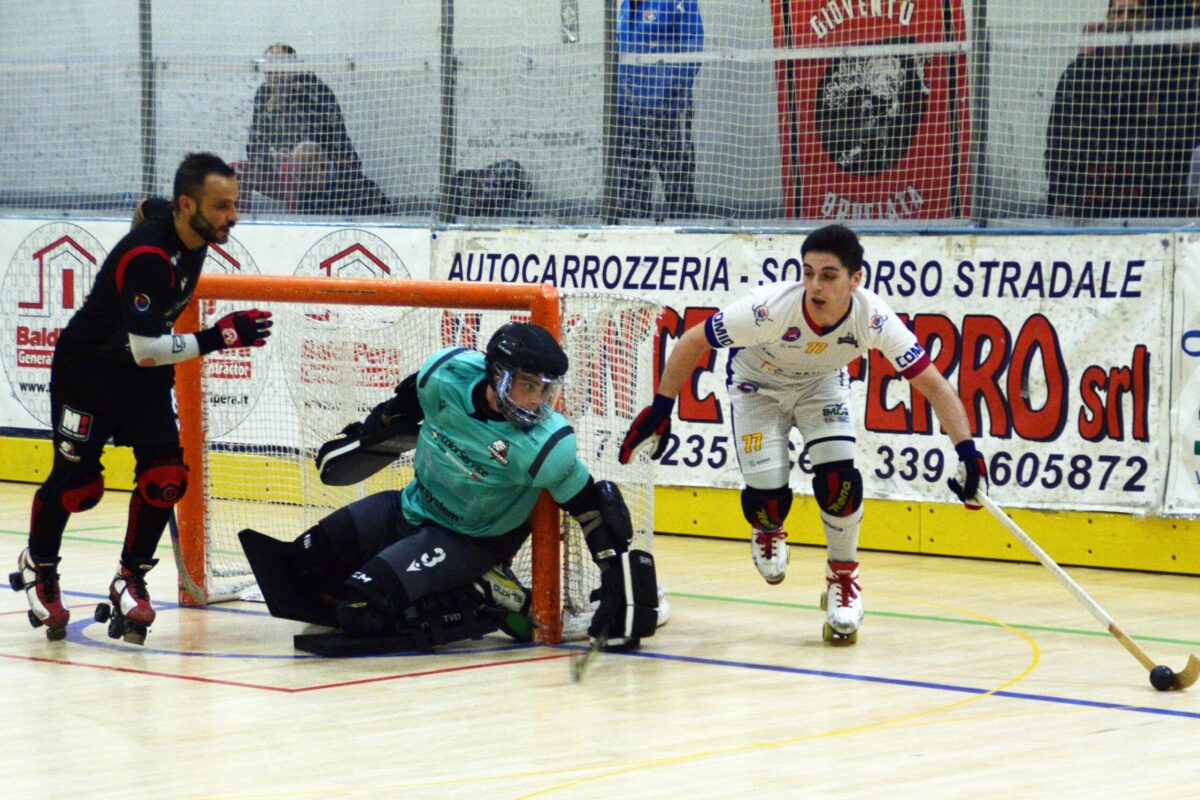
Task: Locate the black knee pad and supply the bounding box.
[812,461,863,517]
[740,486,792,530]
[335,585,395,637]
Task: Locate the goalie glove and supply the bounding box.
[618,394,674,464]
[947,440,988,510]
[588,550,658,645]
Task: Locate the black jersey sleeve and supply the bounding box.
[116,246,178,337]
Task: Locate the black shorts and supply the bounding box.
[321,489,530,605]
[48,353,179,472]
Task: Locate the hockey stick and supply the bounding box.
[978,491,1199,691]
[571,633,606,683]
[168,511,211,605]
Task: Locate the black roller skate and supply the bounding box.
[94,558,158,645]
[9,548,70,641]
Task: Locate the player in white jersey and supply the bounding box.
[619,224,988,643]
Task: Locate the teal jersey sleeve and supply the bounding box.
[400,348,591,537]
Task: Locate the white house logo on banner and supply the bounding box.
[0,223,105,427]
[285,230,415,446]
[198,237,271,439]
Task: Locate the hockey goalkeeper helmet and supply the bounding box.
[485,323,569,428]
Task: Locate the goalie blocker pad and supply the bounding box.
[315,419,420,486]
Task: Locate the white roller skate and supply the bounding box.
[9,548,70,640]
[95,558,158,645]
[821,560,862,645]
[751,528,789,585]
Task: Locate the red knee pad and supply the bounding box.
[61,474,105,513]
[136,461,189,508]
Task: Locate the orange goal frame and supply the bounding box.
[174,274,566,643]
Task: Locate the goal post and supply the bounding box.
[173,274,661,645]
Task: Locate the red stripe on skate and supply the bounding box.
[0,650,572,693]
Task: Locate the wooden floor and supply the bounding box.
[1,480,1198,800]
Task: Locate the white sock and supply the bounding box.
[822,506,863,563]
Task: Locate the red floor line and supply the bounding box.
[0,650,574,694]
[292,652,574,692]
[0,651,293,692]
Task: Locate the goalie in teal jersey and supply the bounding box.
[240,322,658,653]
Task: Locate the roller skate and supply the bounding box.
[9,548,70,640]
[821,560,862,646]
[94,558,158,645]
[751,528,789,585]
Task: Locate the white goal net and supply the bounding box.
[186,288,663,641]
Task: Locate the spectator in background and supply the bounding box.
[1045,0,1199,218]
[613,0,703,222]
[289,141,393,216]
[245,43,389,215]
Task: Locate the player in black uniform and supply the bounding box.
[8,153,273,644]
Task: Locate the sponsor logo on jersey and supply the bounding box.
[709,312,734,347]
[58,439,80,462]
[132,293,152,314]
[487,438,510,465]
[869,312,887,332]
[781,326,802,342]
[752,302,771,326]
[58,406,93,441]
[837,333,858,347]
[895,343,926,369]
[822,402,850,423]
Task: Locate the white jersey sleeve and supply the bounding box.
[860,292,930,377]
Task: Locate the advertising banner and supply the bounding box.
[771,0,970,220]
[0,218,430,438]
[1167,233,1200,514]
[435,228,1171,513]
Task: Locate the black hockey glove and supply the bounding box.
[618,394,674,464]
[947,440,987,510]
[198,309,273,353]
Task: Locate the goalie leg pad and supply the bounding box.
[598,549,658,642]
[239,529,338,627]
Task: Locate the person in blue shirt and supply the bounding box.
[270,323,657,647]
[614,0,704,221]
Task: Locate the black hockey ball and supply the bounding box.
[1149,665,1175,691]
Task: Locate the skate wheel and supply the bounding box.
[94,603,111,623]
[8,571,24,592]
[45,626,67,642]
[106,615,123,640]
[819,592,827,611]
[822,622,858,646]
[27,610,43,629]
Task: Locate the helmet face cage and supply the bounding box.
[491,363,565,428]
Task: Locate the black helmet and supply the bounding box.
[485,323,568,428]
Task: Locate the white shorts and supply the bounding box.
[727,366,857,487]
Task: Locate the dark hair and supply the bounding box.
[801,224,865,274]
[172,152,236,206]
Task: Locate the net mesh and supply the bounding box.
[2,2,1197,226]
[194,289,661,639]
